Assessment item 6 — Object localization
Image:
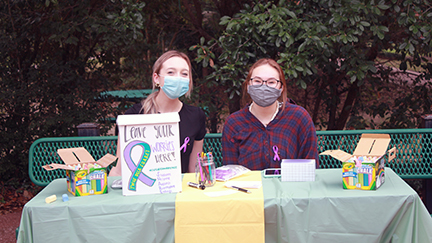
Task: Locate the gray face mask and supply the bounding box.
[247,85,282,107]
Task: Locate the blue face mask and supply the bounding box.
[160,76,190,99]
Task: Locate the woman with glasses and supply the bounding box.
[222,58,319,170]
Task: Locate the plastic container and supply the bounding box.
[195,155,216,187]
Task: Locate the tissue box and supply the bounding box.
[43,147,117,196]
[281,159,316,182]
[320,134,396,190]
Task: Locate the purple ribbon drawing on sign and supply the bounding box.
[124,140,156,189]
[179,137,190,153]
[273,145,281,161]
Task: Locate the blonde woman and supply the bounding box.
[110,50,206,175]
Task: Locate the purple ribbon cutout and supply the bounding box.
[273,145,281,161]
[180,137,190,153]
[124,140,156,190]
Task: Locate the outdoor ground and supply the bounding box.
[1,210,22,243]
[0,184,40,243]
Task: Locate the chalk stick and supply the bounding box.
[45,195,57,204]
[62,194,69,202]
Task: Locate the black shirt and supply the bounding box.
[125,102,207,173]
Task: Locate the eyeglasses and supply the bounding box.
[250,77,280,88]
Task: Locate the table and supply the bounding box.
[263,168,432,242]
[17,168,432,243]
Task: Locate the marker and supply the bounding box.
[188,182,205,190]
[208,152,213,181]
[230,186,251,194]
[197,153,204,183]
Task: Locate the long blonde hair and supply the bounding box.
[141,50,193,114]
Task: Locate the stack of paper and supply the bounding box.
[281,159,316,182]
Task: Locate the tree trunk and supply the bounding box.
[228,93,241,115]
[335,81,360,130]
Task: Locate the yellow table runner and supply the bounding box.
[175,171,264,243]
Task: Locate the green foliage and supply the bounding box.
[192,0,432,130]
[106,0,203,90]
[0,0,222,182]
[0,0,149,182]
[1,0,432,183]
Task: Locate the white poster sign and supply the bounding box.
[117,112,182,196]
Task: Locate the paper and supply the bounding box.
[117,112,182,196]
[224,181,262,189]
[281,159,316,182]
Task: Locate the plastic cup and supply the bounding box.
[195,157,216,187]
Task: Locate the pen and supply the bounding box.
[188,182,205,190]
[230,186,251,194]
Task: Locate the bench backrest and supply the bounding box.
[29,128,432,186]
[28,134,223,186]
[317,128,432,179]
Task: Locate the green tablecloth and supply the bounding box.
[263,168,432,242]
[17,168,432,243]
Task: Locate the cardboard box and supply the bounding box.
[43,147,117,196]
[117,112,182,196]
[320,134,396,190]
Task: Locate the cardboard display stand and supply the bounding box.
[116,112,182,196]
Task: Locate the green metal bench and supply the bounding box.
[28,129,432,186]
[317,128,432,179]
[28,133,223,186]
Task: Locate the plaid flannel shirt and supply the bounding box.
[222,102,319,170]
